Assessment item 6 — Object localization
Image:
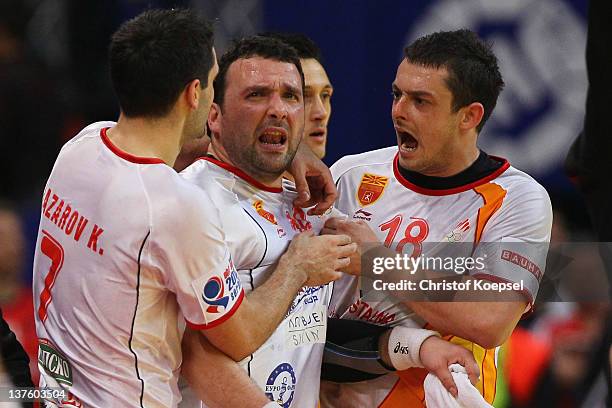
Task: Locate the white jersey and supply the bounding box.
[322,147,552,408]
[33,123,243,408]
[180,157,335,408]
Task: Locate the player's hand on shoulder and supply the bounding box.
[280,230,357,286]
[289,144,337,215]
[420,336,480,397]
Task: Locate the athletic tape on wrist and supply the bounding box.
[387,326,439,370]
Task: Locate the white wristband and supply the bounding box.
[263,402,278,408]
[387,326,439,370]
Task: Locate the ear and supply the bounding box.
[459,102,484,132]
[184,78,202,110]
[208,102,222,139]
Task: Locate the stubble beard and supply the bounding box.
[247,143,298,181]
[223,136,299,183]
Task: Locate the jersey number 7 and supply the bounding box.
[38,230,65,322]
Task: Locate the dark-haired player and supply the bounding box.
[180,35,478,408]
[32,9,345,407]
[321,29,552,407]
[260,32,333,159]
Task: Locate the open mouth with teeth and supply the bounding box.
[259,129,287,146]
[398,131,418,152]
[258,128,287,151]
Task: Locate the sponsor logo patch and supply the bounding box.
[201,260,242,313]
[357,173,389,206]
[265,363,297,408]
[445,219,470,242]
[394,342,410,355]
[347,298,396,325]
[501,250,543,281]
[352,209,372,221]
[253,200,278,225]
[287,286,323,316]
[38,339,73,386]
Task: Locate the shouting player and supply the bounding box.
[321,29,553,407]
[180,35,480,407]
[260,32,333,159]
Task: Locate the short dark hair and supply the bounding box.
[109,9,215,118]
[214,36,304,107]
[258,32,322,62]
[404,29,504,132]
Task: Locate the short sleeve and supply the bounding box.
[472,181,553,307]
[152,184,244,329]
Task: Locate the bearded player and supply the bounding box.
[180,35,480,407]
[260,32,333,159]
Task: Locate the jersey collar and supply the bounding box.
[100,127,165,165]
[392,152,510,196]
[197,156,283,193]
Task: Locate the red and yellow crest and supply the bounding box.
[252,200,277,225]
[356,173,389,206]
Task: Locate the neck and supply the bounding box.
[209,140,284,188]
[435,146,480,177]
[107,113,185,166]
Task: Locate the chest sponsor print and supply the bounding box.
[265,363,297,408]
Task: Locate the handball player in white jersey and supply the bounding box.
[32,9,351,408]
[320,30,553,407]
[179,35,480,408]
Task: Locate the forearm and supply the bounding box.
[182,329,270,408]
[406,300,524,349]
[367,258,526,348]
[204,232,353,360]
[205,258,306,361]
[322,319,439,382]
[238,260,307,347]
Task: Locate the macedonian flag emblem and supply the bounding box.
[253,200,277,225]
[357,173,389,206]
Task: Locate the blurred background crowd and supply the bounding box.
[0,0,609,407]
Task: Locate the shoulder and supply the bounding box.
[486,166,553,237]
[58,121,117,156]
[179,158,209,185]
[496,166,551,210]
[148,170,223,233]
[66,121,116,146]
[330,146,396,182]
